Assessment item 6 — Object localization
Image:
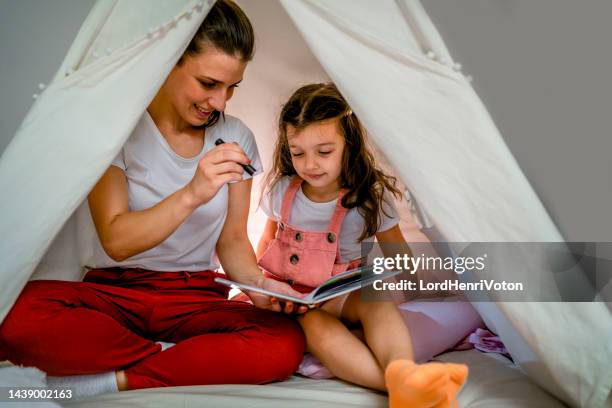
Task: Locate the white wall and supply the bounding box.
[0,0,95,153]
[423,0,612,242]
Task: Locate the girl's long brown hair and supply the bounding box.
[264,83,401,241]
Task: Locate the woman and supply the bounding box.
[0,0,305,397]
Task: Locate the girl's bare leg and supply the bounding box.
[297,309,386,390]
[300,293,467,407]
[340,292,468,408]
[340,292,414,368]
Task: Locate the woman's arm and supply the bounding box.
[88,166,197,261]
[217,180,307,313]
[89,143,248,261]
[216,179,264,286]
[255,218,278,259]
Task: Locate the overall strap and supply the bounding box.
[326,189,349,234]
[327,189,354,264]
[279,176,303,224]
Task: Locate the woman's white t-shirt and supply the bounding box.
[87,111,262,272]
[260,176,400,263]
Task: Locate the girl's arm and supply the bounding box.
[375,224,413,259]
[88,143,248,261]
[256,218,278,259]
[375,224,419,301]
[216,179,307,313]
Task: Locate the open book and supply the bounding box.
[214,265,402,307]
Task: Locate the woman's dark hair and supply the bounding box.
[264,83,402,241]
[179,0,254,128]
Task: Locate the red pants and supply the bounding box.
[0,268,305,390]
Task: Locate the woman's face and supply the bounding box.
[163,44,247,127]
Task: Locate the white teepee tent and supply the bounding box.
[0,1,610,407]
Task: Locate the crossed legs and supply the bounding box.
[297,291,467,407]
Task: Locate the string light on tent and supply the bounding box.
[425,50,452,67]
[194,1,205,12]
[50,0,208,87]
[142,1,209,43]
[33,82,46,99]
[425,50,472,82]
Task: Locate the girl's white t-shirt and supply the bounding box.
[87,111,262,272]
[260,176,400,262]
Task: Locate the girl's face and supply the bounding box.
[163,45,246,127]
[286,119,345,193]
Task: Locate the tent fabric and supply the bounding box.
[0,0,609,407]
[0,0,212,313]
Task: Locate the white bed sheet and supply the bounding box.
[57,350,566,408]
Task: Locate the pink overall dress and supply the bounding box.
[258,177,361,293]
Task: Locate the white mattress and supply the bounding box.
[56,350,566,408]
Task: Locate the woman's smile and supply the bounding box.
[194,104,212,119]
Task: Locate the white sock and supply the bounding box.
[156,341,176,351]
[47,371,118,399]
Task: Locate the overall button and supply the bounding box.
[290,254,299,264]
[327,232,336,243]
[295,232,302,241]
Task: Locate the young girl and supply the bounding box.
[257,83,468,408]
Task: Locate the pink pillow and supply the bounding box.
[398,298,484,363]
